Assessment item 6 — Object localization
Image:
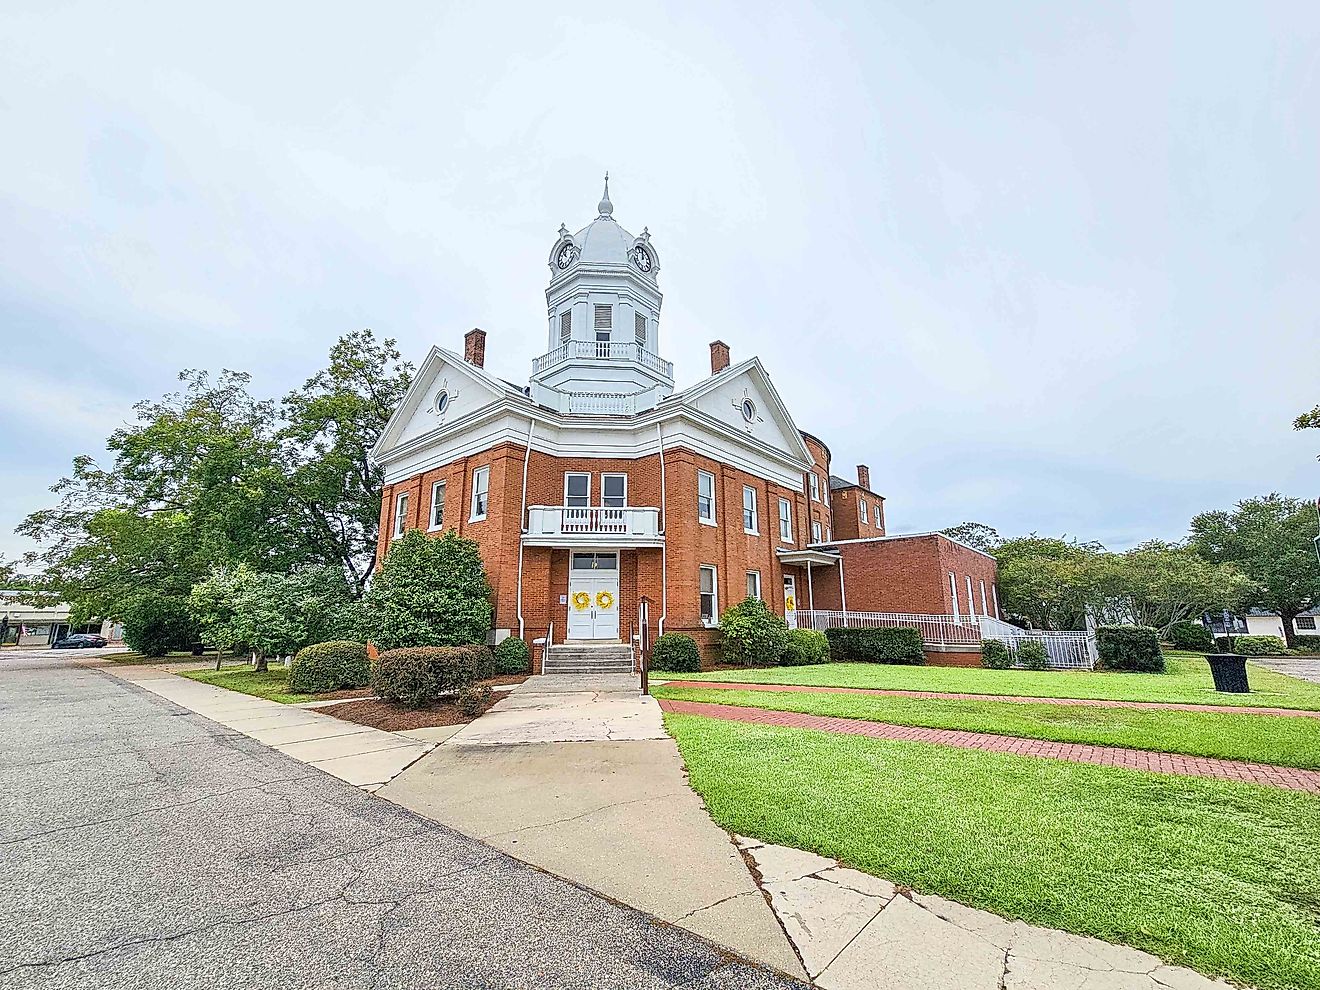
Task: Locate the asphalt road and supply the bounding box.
[0,651,803,989]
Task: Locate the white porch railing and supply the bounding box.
[795,610,1098,669]
[523,505,662,544]
[564,391,637,415]
[532,340,674,379]
[795,610,983,647]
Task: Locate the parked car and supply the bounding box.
[51,633,108,649]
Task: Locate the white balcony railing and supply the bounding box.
[523,505,663,545]
[532,340,674,379]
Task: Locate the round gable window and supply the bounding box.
[435,390,450,415]
[740,398,756,423]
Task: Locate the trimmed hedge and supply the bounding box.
[720,598,789,667]
[824,627,925,665]
[781,628,830,666]
[981,640,1012,670]
[1215,634,1287,657]
[1097,625,1164,673]
[493,636,531,675]
[456,683,493,716]
[1168,621,1215,652]
[289,640,370,693]
[1016,640,1050,671]
[651,633,701,673]
[371,645,493,707]
[1294,634,1320,654]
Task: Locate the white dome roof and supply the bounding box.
[572,216,637,265]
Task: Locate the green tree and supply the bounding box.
[996,536,1105,630]
[361,530,493,651]
[940,522,1002,553]
[278,330,413,594]
[189,565,353,671]
[1294,404,1320,458]
[1097,541,1253,637]
[1190,494,1320,648]
[18,331,413,630]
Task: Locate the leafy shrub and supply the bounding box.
[824,627,925,665]
[651,633,701,673]
[456,684,493,717]
[1016,640,1050,670]
[1097,625,1164,673]
[371,645,493,707]
[122,595,199,658]
[981,640,1013,669]
[720,598,790,667]
[1293,634,1320,654]
[493,636,531,675]
[1217,634,1287,657]
[289,640,370,693]
[781,628,830,665]
[1168,621,1214,652]
[362,530,493,651]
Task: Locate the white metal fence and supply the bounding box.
[795,610,983,647]
[975,616,1097,669]
[796,610,1098,669]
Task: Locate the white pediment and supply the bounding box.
[675,358,813,466]
[372,347,516,459]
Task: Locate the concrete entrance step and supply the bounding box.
[545,643,633,675]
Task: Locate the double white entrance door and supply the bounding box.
[567,552,620,641]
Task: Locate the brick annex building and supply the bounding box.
[372,181,999,668]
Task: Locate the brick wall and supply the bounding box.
[831,486,887,541]
[808,535,999,619]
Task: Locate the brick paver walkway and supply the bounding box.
[659,680,1320,718]
[657,698,1320,793]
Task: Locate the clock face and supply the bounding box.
[556,243,576,269]
[631,246,652,272]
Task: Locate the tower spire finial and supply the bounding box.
[597,172,613,219]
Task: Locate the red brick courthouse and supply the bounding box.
[371,181,999,669]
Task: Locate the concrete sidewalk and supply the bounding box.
[97,662,434,790]
[379,674,807,980]
[738,837,1238,990]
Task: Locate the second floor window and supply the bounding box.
[565,472,590,508]
[859,499,868,523]
[471,466,490,521]
[698,470,716,524]
[809,473,820,501]
[778,499,792,542]
[602,474,627,508]
[429,481,446,530]
[393,491,409,537]
[742,486,757,533]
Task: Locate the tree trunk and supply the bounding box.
[1279,612,1299,649]
[253,651,269,673]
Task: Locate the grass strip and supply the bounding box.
[179,665,315,705]
[654,653,1320,710]
[665,712,1320,990]
[654,684,1320,769]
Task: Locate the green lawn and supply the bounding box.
[655,684,1320,769]
[179,665,316,704]
[110,651,202,664]
[654,652,1320,710]
[665,713,1320,990]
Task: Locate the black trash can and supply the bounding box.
[1205,653,1250,693]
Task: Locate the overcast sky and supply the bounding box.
[2,1,1317,564]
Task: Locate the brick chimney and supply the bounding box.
[709,340,730,375]
[464,328,486,368]
[857,464,871,490]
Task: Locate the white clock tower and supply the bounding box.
[528,177,674,415]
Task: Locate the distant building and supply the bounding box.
[0,592,122,647]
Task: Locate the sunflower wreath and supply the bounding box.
[595,590,615,610]
[571,591,591,610]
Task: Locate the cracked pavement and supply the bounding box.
[0,652,804,989]
[737,838,1244,990]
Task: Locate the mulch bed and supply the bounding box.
[316,675,527,731]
